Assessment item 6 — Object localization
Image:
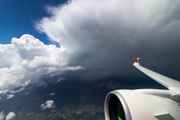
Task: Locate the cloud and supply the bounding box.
[41,100,55,110]
[5,112,15,120]
[56,77,65,82]
[9,87,25,94]
[0,111,5,120]
[36,0,180,80]
[7,94,14,99]
[0,90,9,95]
[1,0,180,93]
[0,34,83,93]
[105,81,122,89]
[49,93,55,96]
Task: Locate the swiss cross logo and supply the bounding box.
[135,59,140,63]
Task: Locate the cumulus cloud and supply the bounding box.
[49,93,55,96]
[36,0,180,80]
[41,100,55,110]
[0,34,83,93]
[56,77,65,82]
[5,112,15,120]
[0,111,5,120]
[7,94,14,99]
[0,90,9,95]
[1,0,180,93]
[9,87,25,94]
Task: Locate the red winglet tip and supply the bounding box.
[135,58,140,63]
[133,58,140,66]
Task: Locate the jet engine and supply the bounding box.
[104,58,180,120]
[104,89,180,120]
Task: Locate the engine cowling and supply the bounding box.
[104,89,180,120]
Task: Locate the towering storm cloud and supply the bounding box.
[1,0,180,93]
[36,0,180,79]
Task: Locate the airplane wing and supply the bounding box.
[104,58,180,120]
[133,58,180,95]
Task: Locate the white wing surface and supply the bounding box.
[133,58,180,95]
[104,58,180,120]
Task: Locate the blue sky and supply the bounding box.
[0,0,67,45]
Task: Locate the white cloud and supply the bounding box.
[0,34,83,93]
[7,94,14,99]
[49,93,55,96]
[10,87,25,94]
[41,100,55,111]
[35,0,180,80]
[5,112,15,120]
[0,90,9,95]
[1,0,179,92]
[0,111,5,120]
[36,0,179,53]
[56,77,65,82]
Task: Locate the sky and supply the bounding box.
[0,0,180,93]
[0,0,67,45]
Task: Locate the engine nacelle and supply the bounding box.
[104,89,180,120]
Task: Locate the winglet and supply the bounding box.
[133,58,140,66]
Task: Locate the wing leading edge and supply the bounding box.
[133,58,180,95]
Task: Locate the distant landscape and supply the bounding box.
[0,73,165,120]
[0,76,110,120]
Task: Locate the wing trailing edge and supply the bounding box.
[133,58,180,95]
